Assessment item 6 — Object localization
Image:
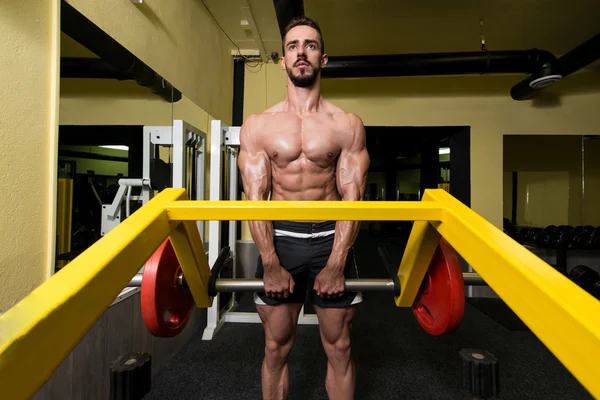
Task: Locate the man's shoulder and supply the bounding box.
[322,100,363,127]
[244,103,286,127]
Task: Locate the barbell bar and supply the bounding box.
[127,269,486,293]
[213,274,486,292]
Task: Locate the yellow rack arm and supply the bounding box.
[166,200,445,221]
[0,188,188,400]
[169,220,212,308]
[423,189,600,398]
[394,220,442,307]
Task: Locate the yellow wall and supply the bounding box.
[241,62,600,240]
[59,78,213,135]
[0,0,60,312]
[60,79,175,126]
[503,135,600,227]
[65,0,233,123]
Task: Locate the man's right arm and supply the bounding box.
[237,114,280,269]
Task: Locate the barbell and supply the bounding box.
[134,237,487,338]
[127,267,485,293]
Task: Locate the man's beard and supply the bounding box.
[287,60,321,88]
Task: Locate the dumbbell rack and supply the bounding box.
[509,224,600,272]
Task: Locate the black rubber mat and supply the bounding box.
[466,297,530,331]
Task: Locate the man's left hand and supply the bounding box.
[314,265,346,298]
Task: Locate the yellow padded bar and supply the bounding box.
[0,188,189,400]
[169,220,212,308]
[394,221,441,306]
[166,200,445,221]
[421,189,600,398]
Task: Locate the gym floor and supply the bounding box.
[144,232,592,399]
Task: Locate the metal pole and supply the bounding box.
[214,278,397,293]
[129,274,143,286]
[463,272,486,286]
[127,273,486,290]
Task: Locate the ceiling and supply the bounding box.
[203,0,599,61]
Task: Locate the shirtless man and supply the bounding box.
[238,16,369,400]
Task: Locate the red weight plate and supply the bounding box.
[412,239,465,336]
[141,238,194,337]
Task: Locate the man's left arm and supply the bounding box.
[315,114,370,297]
[330,113,370,266]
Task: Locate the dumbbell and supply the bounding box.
[569,265,600,298]
[516,228,530,244]
[591,227,600,250]
[527,227,543,245]
[532,225,555,248]
[569,226,600,249]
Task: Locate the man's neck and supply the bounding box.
[285,79,322,114]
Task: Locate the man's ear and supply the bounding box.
[321,53,328,68]
[280,55,286,70]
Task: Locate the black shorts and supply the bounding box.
[254,220,363,308]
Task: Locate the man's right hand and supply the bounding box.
[263,264,295,298]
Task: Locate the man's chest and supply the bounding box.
[261,114,344,167]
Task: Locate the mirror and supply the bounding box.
[503,135,600,229]
[503,134,600,277]
[56,30,175,273]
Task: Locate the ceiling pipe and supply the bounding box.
[273,0,304,39]
[61,1,181,103]
[557,32,600,76]
[322,49,559,78]
[60,57,131,80]
[511,32,600,100]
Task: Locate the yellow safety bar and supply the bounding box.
[0,188,599,399]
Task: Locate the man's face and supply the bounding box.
[281,25,327,88]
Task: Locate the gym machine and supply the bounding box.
[202,119,244,340]
[101,120,208,302]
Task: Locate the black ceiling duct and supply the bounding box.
[60,57,131,80]
[273,0,305,39]
[322,49,559,79]
[60,1,181,103]
[511,32,600,100]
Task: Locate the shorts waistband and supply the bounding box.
[273,220,336,238]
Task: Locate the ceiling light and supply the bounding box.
[439,147,450,155]
[100,145,129,151]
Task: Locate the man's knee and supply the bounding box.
[264,337,294,366]
[257,304,301,367]
[324,337,351,360]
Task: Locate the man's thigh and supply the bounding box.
[313,305,356,344]
[256,303,304,345]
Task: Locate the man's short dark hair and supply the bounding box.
[282,16,325,55]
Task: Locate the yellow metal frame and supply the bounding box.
[1,188,599,399]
